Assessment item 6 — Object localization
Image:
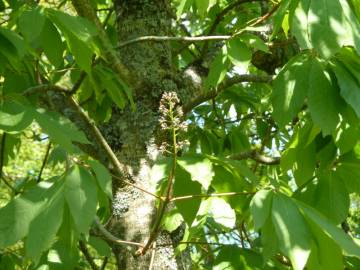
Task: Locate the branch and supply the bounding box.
[24,84,129,183]
[37,141,51,182]
[228,150,280,165]
[79,240,99,270]
[170,191,255,202]
[71,0,132,86]
[183,74,272,113]
[94,217,144,248]
[200,0,261,58]
[117,35,232,48]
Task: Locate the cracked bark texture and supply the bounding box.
[99,0,192,269]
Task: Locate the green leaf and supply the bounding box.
[293,142,316,186]
[46,9,97,72]
[297,200,360,257]
[226,39,252,70]
[34,109,89,152]
[336,124,360,155]
[0,29,22,70]
[66,32,93,72]
[91,65,126,109]
[88,237,111,257]
[64,166,97,233]
[45,9,97,44]
[306,216,343,270]
[176,0,193,19]
[214,246,264,270]
[204,47,230,89]
[250,189,273,230]
[271,0,292,38]
[40,19,64,67]
[195,0,209,16]
[202,197,236,228]
[174,163,202,226]
[162,209,184,232]
[0,181,59,248]
[261,217,279,260]
[177,154,214,189]
[271,53,310,128]
[313,173,349,224]
[335,152,360,194]
[239,33,269,52]
[18,7,46,42]
[88,159,112,199]
[272,194,312,270]
[291,0,312,50]
[50,205,79,269]
[331,59,360,118]
[308,58,341,135]
[0,98,34,132]
[26,183,65,262]
[292,0,360,58]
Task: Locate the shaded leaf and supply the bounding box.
[64,166,97,233]
[250,189,273,230]
[272,194,312,270]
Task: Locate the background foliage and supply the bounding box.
[1,0,360,269]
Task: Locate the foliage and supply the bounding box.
[0,0,360,269]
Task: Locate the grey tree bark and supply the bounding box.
[99,0,195,269]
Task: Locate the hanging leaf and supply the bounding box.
[64,166,97,233]
[226,39,252,71]
[250,189,273,230]
[0,98,34,132]
[272,194,312,270]
[18,7,46,42]
[173,163,202,226]
[308,57,341,135]
[271,53,310,128]
[297,200,360,257]
[177,154,214,189]
[25,182,65,262]
[313,172,349,224]
[204,47,230,89]
[88,159,113,199]
[40,19,64,67]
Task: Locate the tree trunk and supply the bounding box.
[100,1,192,268]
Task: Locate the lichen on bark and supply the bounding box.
[99,0,192,268]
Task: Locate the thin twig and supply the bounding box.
[228,150,280,165]
[37,141,51,182]
[148,242,156,270]
[200,0,261,58]
[110,173,163,201]
[183,74,272,113]
[94,216,144,247]
[100,257,108,270]
[170,191,255,202]
[157,241,231,247]
[24,84,129,184]
[0,133,6,181]
[79,240,99,270]
[0,134,15,192]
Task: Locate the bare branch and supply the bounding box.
[228,150,280,165]
[183,74,272,113]
[37,141,51,182]
[118,35,232,48]
[79,240,99,270]
[24,84,129,183]
[200,0,261,58]
[94,217,144,248]
[170,191,255,202]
